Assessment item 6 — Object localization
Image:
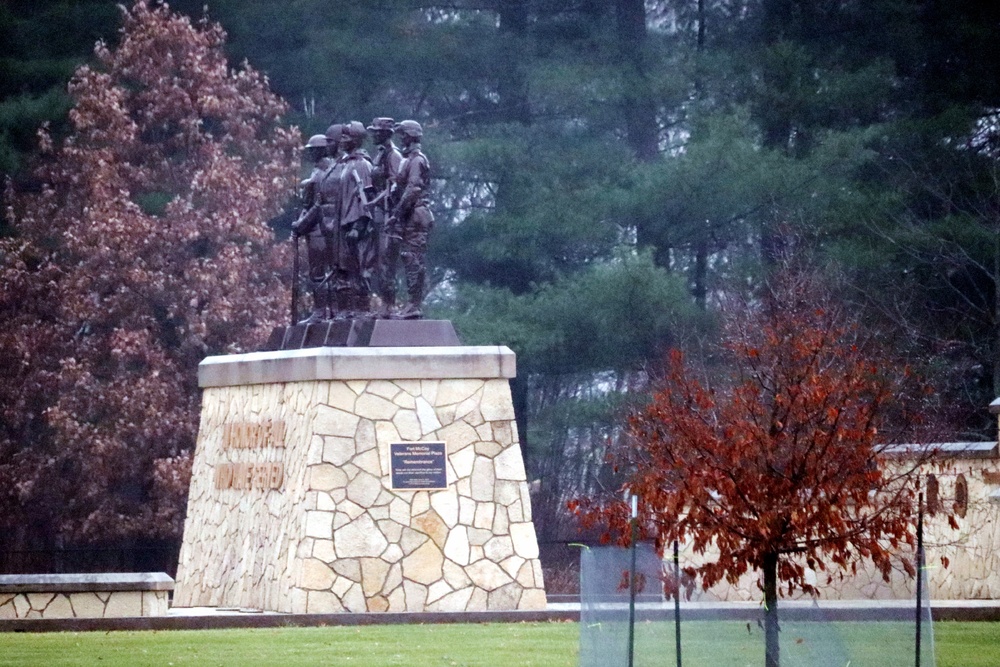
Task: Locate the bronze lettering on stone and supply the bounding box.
[215,421,287,491]
[222,421,287,450]
[214,462,284,491]
[390,442,447,490]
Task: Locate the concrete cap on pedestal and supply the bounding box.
[0,573,175,594]
[198,346,516,388]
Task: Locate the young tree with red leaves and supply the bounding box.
[572,271,937,667]
[0,1,298,555]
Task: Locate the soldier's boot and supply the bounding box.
[377,267,397,318]
[399,283,423,320]
[400,271,425,320]
[299,283,329,324]
[378,289,396,319]
[354,274,375,316]
[352,289,371,316]
[324,281,339,320]
[398,302,423,320]
[333,287,354,320]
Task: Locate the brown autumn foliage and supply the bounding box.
[0,1,299,547]
[571,270,940,667]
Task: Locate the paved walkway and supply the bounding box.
[3,599,998,633]
[553,598,1000,621]
[550,598,1000,612]
[161,597,1000,624]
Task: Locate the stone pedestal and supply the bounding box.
[173,345,547,613]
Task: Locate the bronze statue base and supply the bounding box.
[263,319,460,351]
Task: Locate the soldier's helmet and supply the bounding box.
[394,120,423,139]
[324,123,343,143]
[342,120,367,141]
[303,134,328,149]
[367,117,395,133]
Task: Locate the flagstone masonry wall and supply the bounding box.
[687,454,1000,602]
[0,573,173,619]
[0,590,169,619]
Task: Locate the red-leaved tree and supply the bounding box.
[571,271,940,667]
[0,1,299,555]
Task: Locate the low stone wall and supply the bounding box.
[686,444,1000,602]
[917,456,1000,599]
[0,573,173,619]
[174,346,547,613]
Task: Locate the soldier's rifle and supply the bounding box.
[291,232,300,325]
[290,174,316,326]
[289,204,320,325]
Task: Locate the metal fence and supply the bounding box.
[0,542,179,577]
[578,543,936,667]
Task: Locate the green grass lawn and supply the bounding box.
[0,624,578,667]
[0,621,996,667]
[593,619,999,667]
[935,622,1000,667]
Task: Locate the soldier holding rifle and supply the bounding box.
[383,120,433,320]
[368,117,403,316]
[291,133,334,324]
[335,121,374,316]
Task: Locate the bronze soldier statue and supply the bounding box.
[291,133,334,323]
[324,122,346,162]
[367,117,403,317]
[318,123,347,319]
[335,121,375,316]
[384,120,433,320]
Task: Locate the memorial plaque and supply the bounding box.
[390,442,447,490]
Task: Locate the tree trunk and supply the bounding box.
[993,229,1000,398]
[694,239,708,310]
[498,0,530,125]
[615,0,658,162]
[617,0,665,271]
[763,552,780,667]
[691,0,708,306]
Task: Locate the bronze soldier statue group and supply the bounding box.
[292,117,432,322]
